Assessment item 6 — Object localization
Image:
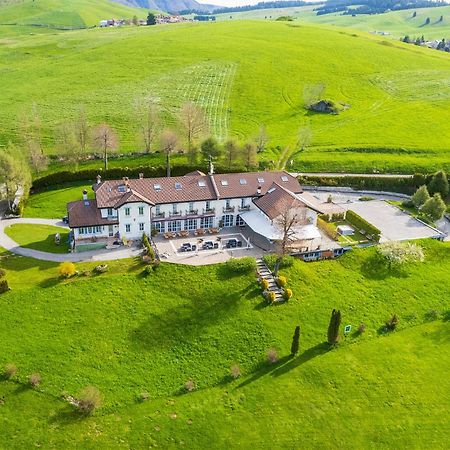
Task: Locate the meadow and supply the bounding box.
[0,241,449,447]
[1,18,450,173]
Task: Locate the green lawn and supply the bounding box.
[4,224,70,253]
[1,20,450,173]
[0,241,449,447]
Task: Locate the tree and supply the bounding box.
[412,11,417,17]
[242,142,257,170]
[327,309,341,346]
[55,122,79,169]
[290,325,300,356]
[377,241,424,269]
[411,185,430,208]
[74,105,89,157]
[132,15,138,26]
[224,139,239,169]
[254,124,268,153]
[297,126,312,151]
[92,124,118,171]
[160,129,178,177]
[425,17,431,25]
[179,101,206,164]
[135,98,160,153]
[147,12,156,25]
[428,171,449,199]
[200,137,221,161]
[303,82,325,108]
[0,144,31,212]
[421,193,446,221]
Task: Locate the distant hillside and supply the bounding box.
[0,0,144,28]
[113,0,217,13]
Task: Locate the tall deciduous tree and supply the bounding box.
[327,309,341,346]
[377,241,425,269]
[242,142,257,170]
[55,122,78,169]
[179,101,206,164]
[290,325,300,356]
[428,171,449,199]
[254,124,268,153]
[135,98,160,154]
[74,105,89,156]
[303,83,325,108]
[224,139,239,169]
[297,126,312,151]
[92,124,118,171]
[0,143,31,211]
[421,193,446,221]
[201,137,221,161]
[411,185,430,208]
[160,129,178,177]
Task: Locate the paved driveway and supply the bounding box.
[343,201,445,242]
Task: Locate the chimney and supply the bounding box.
[96,174,102,185]
[139,173,144,180]
[208,155,214,175]
[82,189,88,201]
[257,185,262,195]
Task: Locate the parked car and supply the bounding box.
[202,240,214,250]
[180,242,196,252]
[226,238,242,248]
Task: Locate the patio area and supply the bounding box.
[152,227,266,265]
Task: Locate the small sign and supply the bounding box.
[344,325,352,334]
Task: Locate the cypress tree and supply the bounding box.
[428,171,449,199]
[290,325,300,356]
[327,309,341,346]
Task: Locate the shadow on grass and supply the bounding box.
[38,276,60,288]
[48,406,91,425]
[130,282,255,350]
[360,254,408,280]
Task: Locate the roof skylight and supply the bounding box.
[281,176,289,182]
[257,177,265,183]
[175,182,182,190]
[153,184,161,190]
[221,180,229,186]
[239,179,247,185]
[198,180,206,187]
[118,185,126,193]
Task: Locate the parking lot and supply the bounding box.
[153,230,264,265]
[344,200,445,242]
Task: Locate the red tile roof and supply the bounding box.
[67,199,118,228]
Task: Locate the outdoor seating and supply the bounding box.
[194,228,205,236]
[208,227,219,234]
[164,232,175,239]
[179,230,189,237]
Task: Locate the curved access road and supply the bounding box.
[0,218,141,262]
[291,172,414,178]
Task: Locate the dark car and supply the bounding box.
[180,243,194,252]
[226,238,243,248]
[202,240,214,250]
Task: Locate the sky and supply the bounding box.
[198,0,322,7]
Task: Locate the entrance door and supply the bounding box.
[108,225,114,237]
[222,214,234,227]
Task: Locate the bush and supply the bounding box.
[144,260,160,275]
[59,262,76,278]
[402,199,414,208]
[358,196,374,202]
[225,257,256,273]
[346,210,381,242]
[357,323,366,334]
[263,254,294,271]
[385,315,399,331]
[93,264,108,274]
[184,379,196,392]
[260,278,269,290]
[275,275,287,287]
[282,288,293,300]
[0,268,6,278]
[139,391,149,402]
[267,348,278,364]
[0,279,10,294]
[230,364,241,379]
[75,386,102,414]
[29,373,41,387]
[142,232,156,261]
[3,363,17,379]
[267,291,276,303]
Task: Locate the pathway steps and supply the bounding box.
[256,258,284,302]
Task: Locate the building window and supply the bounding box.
[172,203,178,214]
[236,215,245,227]
[240,198,246,208]
[107,208,113,217]
[185,219,197,231]
[79,227,85,235]
[125,224,131,233]
[226,199,231,208]
[167,221,182,232]
[222,215,234,227]
[205,201,211,211]
[138,206,144,215]
[125,207,130,216]
[189,202,195,212]
[88,227,92,234]
[152,222,165,233]
[201,216,213,229]
[139,223,144,231]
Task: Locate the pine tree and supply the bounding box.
[327,309,341,346]
[290,325,300,356]
[147,12,156,26]
[428,171,449,199]
[411,185,430,208]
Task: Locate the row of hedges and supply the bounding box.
[32,164,249,191]
[297,174,447,195]
[317,217,339,241]
[346,210,381,242]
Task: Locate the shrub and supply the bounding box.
[59,262,76,278]
[3,363,17,379]
[267,347,278,364]
[139,392,150,402]
[144,260,160,275]
[75,386,102,414]
[142,233,156,260]
[0,268,6,278]
[0,279,10,294]
[230,364,241,379]
[226,257,256,273]
[425,309,440,321]
[260,278,269,290]
[29,373,41,387]
[282,288,293,300]
[93,264,108,274]
[275,275,287,287]
[151,228,159,237]
[385,315,399,331]
[267,291,276,303]
[358,196,374,202]
[263,254,294,271]
[184,379,196,392]
[357,323,366,334]
[402,199,414,208]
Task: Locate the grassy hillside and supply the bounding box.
[0,241,449,447]
[0,0,144,29]
[1,20,450,173]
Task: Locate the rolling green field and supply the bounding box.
[0,0,144,29]
[0,241,449,447]
[4,223,70,252]
[1,18,450,173]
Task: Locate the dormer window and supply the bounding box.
[154,184,161,191]
[175,182,182,190]
[239,179,247,185]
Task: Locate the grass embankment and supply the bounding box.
[4,224,70,253]
[0,241,449,447]
[1,21,450,173]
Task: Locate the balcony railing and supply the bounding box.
[238,205,251,212]
[223,206,235,213]
[169,210,182,217]
[203,207,215,215]
[185,209,199,216]
[151,211,166,219]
